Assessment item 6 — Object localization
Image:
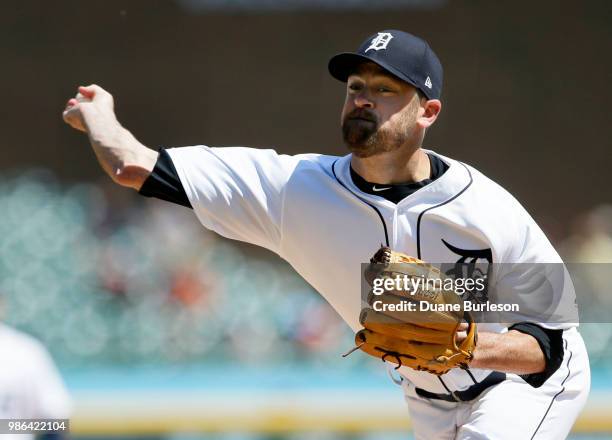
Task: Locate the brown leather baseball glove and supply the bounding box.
[346,246,477,375]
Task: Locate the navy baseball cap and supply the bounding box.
[328,30,443,100]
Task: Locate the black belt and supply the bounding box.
[415,372,506,402]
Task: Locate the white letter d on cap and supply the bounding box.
[365,32,394,52]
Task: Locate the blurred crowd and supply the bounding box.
[0,171,611,371]
[0,170,356,370]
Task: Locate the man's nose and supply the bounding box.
[354,93,374,109]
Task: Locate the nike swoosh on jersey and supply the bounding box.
[372,186,392,191]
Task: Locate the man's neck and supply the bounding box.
[350,147,431,184]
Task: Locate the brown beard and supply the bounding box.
[341,105,417,158]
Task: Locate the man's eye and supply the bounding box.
[378,87,393,93]
[348,83,362,91]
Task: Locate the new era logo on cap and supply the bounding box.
[328,29,443,100]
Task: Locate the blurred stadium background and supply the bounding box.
[0,0,610,438]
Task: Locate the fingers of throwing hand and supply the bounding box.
[62,87,94,130]
[65,98,78,109]
[62,105,86,131]
[64,92,89,112]
[79,84,113,106]
[62,84,114,131]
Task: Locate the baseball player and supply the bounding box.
[62,30,590,439]
[0,322,72,439]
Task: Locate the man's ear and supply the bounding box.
[417,99,442,129]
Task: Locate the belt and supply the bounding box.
[415,371,506,402]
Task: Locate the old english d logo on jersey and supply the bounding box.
[365,32,394,52]
[440,238,492,303]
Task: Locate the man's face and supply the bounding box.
[341,62,422,158]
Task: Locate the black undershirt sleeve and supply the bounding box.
[508,322,564,388]
[138,148,192,209]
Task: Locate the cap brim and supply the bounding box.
[328,52,419,92]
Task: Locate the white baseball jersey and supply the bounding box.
[167,145,589,437]
[0,324,71,440]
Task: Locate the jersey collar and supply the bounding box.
[333,149,472,208]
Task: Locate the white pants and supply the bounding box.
[401,328,590,440]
